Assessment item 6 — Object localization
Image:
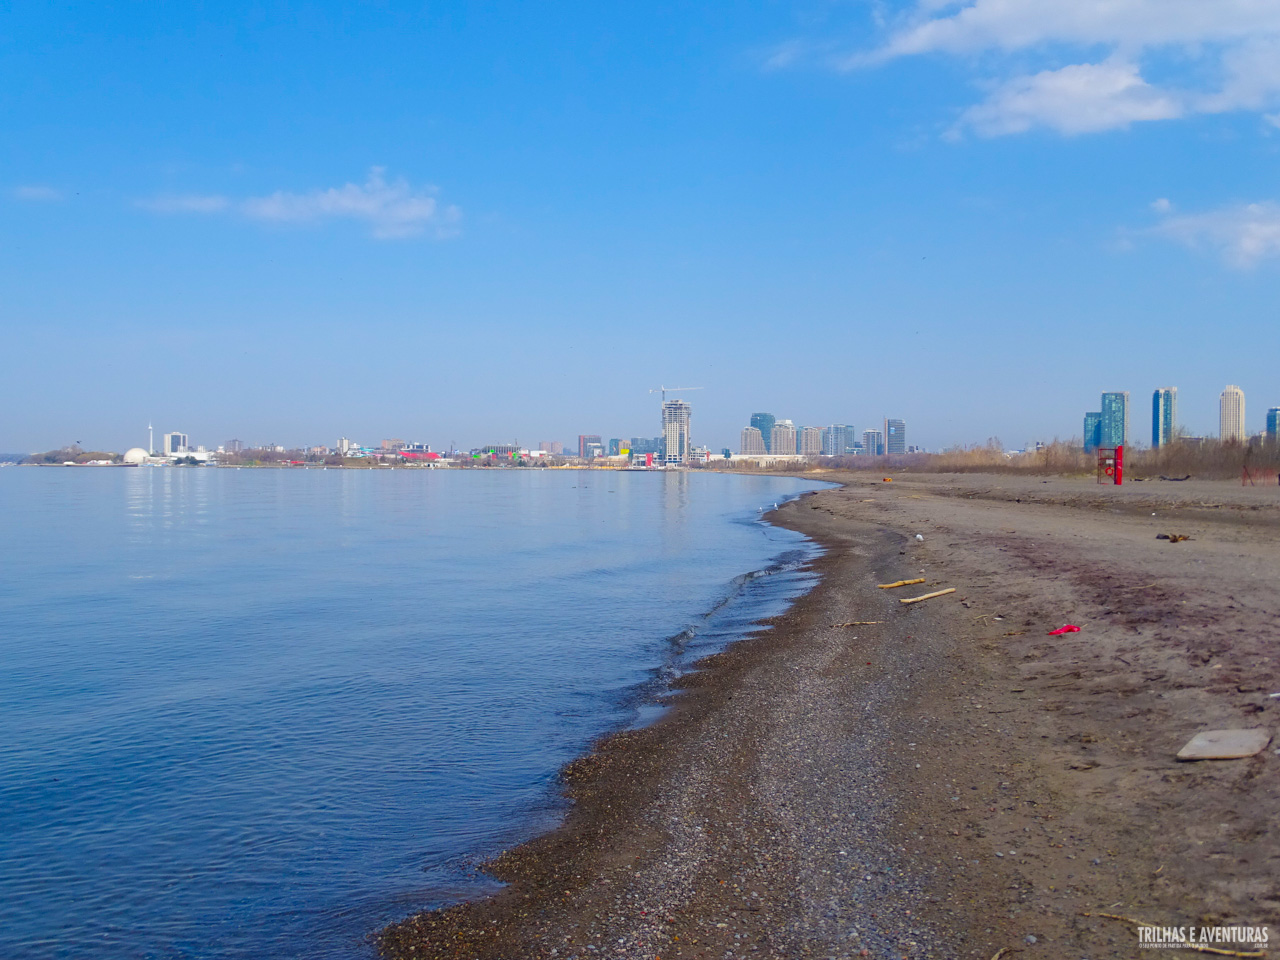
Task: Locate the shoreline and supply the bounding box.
[377,473,1280,959]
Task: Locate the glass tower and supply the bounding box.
[1100,392,1129,448]
[749,413,776,453]
[1151,388,1177,448]
[1083,412,1102,453]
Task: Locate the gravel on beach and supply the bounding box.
[379,474,1280,960]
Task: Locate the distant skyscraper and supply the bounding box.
[1151,388,1177,449]
[539,441,563,455]
[1100,392,1129,448]
[662,400,692,465]
[750,413,776,453]
[799,426,822,456]
[1220,385,1246,441]
[770,420,797,455]
[821,424,856,456]
[1267,408,1280,443]
[578,434,602,459]
[884,418,906,455]
[226,439,244,454]
[862,429,884,456]
[1083,412,1102,453]
[739,426,766,455]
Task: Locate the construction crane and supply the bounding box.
[649,385,704,402]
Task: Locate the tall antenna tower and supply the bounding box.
[148,422,154,455]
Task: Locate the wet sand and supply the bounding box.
[378,473,1280,959]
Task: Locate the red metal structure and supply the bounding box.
[1096,445,1123,485]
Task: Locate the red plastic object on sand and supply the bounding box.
[1048,625,1081,635]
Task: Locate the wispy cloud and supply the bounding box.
[139,169,459,239]
[777,0,1280,137]
[1150,200,1280,268]
[955,60,1182,137]
[12,185,65,202]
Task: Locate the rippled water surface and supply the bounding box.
[0,467,829,959]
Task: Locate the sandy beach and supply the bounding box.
[378,473,1280,959]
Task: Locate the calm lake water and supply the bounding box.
[0,467,828,960]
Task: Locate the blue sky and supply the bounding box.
[5,0,1280,454]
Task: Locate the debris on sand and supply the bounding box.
[1176,729,1272,761]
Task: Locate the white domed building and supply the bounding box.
[123,447,150,465]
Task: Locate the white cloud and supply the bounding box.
[876,0,1280,59]
[1150,197,1173,214]
[802,0,1280,136]
[139,169,458,239]
[1151,201,1280,267]
[958,60,1182,136]
[13,185,64,201]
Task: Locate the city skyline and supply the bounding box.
[5,4,1280,456]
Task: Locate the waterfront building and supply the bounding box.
[162,431,189,456]
[799,426,822,456]
[884,418,906,455]
[539,441,563,455]
[1083,413,1102,453]
[821,424,856,456]
[1152,388,1177,449]
[1220,385,1246,442]
[750,413,776,453]
[862,429,884,456]
[1100,392,1129,448]
[739,426,766,455]
[1267,408,1280,443]
[770,420,797,456]
[662,400,692,465]
[607,439,624,456]
[578,434,603,459]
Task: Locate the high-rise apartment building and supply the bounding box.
[750,413,776,453]
[862,429,884,456]
[1220,385,1246,442]
[1100,392,1129,448]
[578,434,603,459]
[1151,388,1177,449]
[662,400,692,465]
[770,420,797,456]
[1267,408,1280,443]
[884,418,906,455]
[539,441,563,455]
[799,426,822,456]
[821,424,856,456]
[1083,413,1102,453]
[739,426,766,455]
[163,431,189,456]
